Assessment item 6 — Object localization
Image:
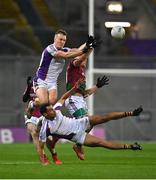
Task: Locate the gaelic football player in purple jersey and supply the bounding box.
[33,29,85,106]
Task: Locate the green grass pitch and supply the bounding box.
[0,142,156,179]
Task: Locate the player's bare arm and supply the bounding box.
[54,49,84,59]
[73,48,93,67]
[83,75,109,97]
[54,35,96,60]
[73,37,96,67]
[83,85,98,97]
[57,78,85,105]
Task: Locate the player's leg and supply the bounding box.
[36,118,62,165]
[72,104,92,161]
[47,81,58,105]
[48,89,57,105]
[46,137,62,165]
[26,122,50,165]
[47,83,62,164]
[89,106,143,126]
[83,133,142,150]
[26,87,49,119]
[25,98,40,119]
[36,87,49,104]
[33,78,49,105]
[65,96,87,160]
[73,143,85,160]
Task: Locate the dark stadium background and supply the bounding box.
[0,1,156,179]
[0,0,156,144]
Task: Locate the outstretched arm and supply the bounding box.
[57,78,85,105]
[73,48,93,67]
[73,36,95,67]
[55,48,84,59]
[83,75,109,97]
[54,35,95,60]
[83,85,98,98]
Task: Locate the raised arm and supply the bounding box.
[73,48,93,67]
[57,78,85,105]
[83,85,98,98]
[54,35,95,60]
[73,36,102,67]
[54,48,84,59]
[83,75,109,97]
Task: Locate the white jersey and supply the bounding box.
[36,44,70,81]
[39,103,90,144]
[65,95,88,118]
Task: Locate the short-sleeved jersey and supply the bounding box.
[66,60,86,91]
[39,102,89,143]
[36,44,70,81]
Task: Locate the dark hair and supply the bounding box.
[55,29,67,36]
[40,103,49,115]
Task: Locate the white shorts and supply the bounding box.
[65,95,88,117]
[71,116,91,144]
[24,115,40,125]
[33,78,57,92]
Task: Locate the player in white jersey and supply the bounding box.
[36,80,143,160]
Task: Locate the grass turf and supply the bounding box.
[0,143,156,179]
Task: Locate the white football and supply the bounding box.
[111,26,125,39]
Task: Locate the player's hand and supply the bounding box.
[132,106,143,116]
[130,142,142,150]
[83,35,95,53]
[91,39,102,48]
[96,75,109,88]
[86,35,95,47]
[27,76,32,86]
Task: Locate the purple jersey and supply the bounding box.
[36,44,70,81]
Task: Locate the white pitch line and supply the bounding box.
[0,161,39,165]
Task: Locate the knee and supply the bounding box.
[27,125,37,137]
[49,97,57,105]
[31,131,38,137]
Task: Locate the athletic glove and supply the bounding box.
[130,142,142,150]
[82,35,95,53]
[91,39,102,48]
[86,35,95,47]
[96,75,109,88]
[132,106,143,116]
